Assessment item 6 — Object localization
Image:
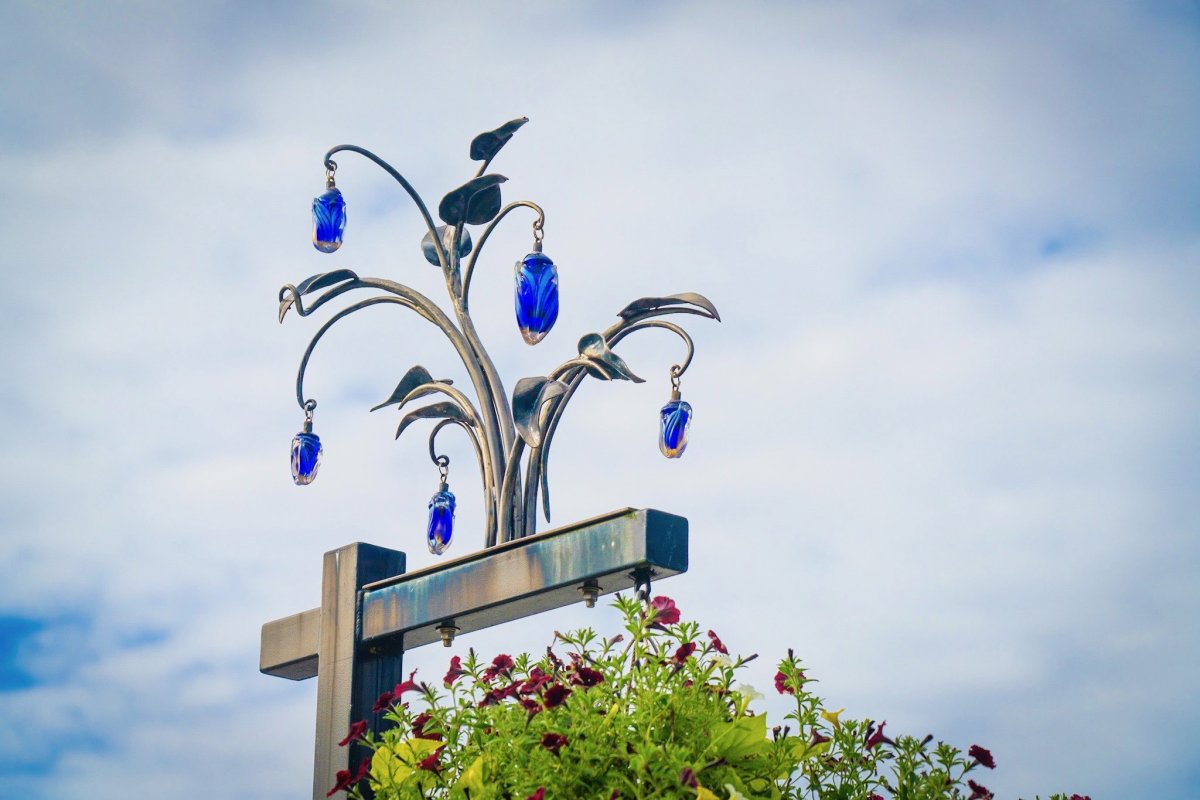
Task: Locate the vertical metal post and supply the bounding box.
[312,543,406,800]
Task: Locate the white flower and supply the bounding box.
[725,784,748,800]
[736,683,764,704]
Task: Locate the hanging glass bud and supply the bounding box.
[291,402,323,484]
[514,238,559,345]
[312,169,346,253]
[427,488,456,555]
[659,385,692,459]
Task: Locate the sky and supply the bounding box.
[0,1,1197,798]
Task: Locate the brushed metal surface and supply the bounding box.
[361,508,687,649]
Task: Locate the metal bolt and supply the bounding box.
[437,621,459,647]
[579,581,601,609]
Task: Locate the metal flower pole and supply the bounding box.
[278,116,720,555]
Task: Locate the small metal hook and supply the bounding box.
[631,568,652,603]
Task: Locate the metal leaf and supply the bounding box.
[438,175,507,226]
[421,225,473,266]
[370,366,434,412]
[512,377,568,447]
[295,269,360,297]
[464,183,503,226]
[577,333,645,383]
[617,292,721,322]
[469,117,529,162]
[396,402,473,440]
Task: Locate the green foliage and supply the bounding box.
[336,596,1082,800]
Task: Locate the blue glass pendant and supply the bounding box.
[659,397,692,458]
[312,186,346,253]
[427,488,456,555]
[514,249,559,345]
[291,432,323,484]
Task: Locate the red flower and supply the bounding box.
[325,757,370,797]
[411,712,441,741]
[417,746,443,771]
[337,719,368,747]
[443,655,465,687]
[865,721,891,749]
[526,789,545,800]
[969,744,996,769]
[571,666,605,687]
[543,682,572,709]
[706,629,728,655]
[673,642,697,665]
[371,690,394,713]
[483,654,515,681]
[649,596,680,625]
[521,666,553,695]
[811,730,829,745]
[1068,796,1091,800]
[518,695,542,716]
[679,767,698,788]
[967,779,993,799]
[393,669,420,697]
[541,732,568,754]
[546,647,563,669]
[774,670,794,695]
[479,682,520,707]
[609,792,620,799]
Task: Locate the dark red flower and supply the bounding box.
[543,682,572,709]
[518,695,541,715]
[865,721,891,749]
[607,634,625,647]
[443,655,465,688]
[546,647,563,669]
[411,712,442,741]
[483,654,515,681]
[673,642,697,665]
[338,719,368,747]
[571,666,605,687]
[679,767,698,788]
[393,669,420,697]
[969,744,996,769]
[521,666,553,695]
[325,758,370,797]
[609,791,620,799]
[541,732,569,754]
[811,730,829,745]
[526,789,545,800]
[774,670,794,695]
[706,629,728,654]
[649,596,681,625]
[417,746,443,771]
[371,690,394,713]
[967,779,993,799]
[479,682,520,707]
[869,795,884,800]
[1068,796,1091,800]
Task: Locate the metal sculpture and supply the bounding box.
[277,117,719,551]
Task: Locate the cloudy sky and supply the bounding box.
[0,2,1197,798]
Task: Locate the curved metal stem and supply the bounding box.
[461,200,545,311]
[520,318,702,537]
[323,145,447,269]
[428,418,493,545]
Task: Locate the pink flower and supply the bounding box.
[543,682,572,709]
[393,669,421,697]
[541,732,568,754]
[673,642,697,665]
[337,720,368,747]
[969,744,996,769]
[526,789,545,800]
[706,629,728,654]
[371,690,394,713]
[443,656,465,687]
[483,654,515,681]
[649,596,680,625]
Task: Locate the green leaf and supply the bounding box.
[469,117,529,162]
[709,714,769,761]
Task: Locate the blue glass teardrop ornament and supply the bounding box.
[312,187,346,253]
[514,250,559,345]
[427,489,456,555]
[659,399,693,458]
[291,432,323,484]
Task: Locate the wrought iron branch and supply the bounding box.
[281,117,719,555]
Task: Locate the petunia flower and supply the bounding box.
[810,730,830,745]
[774,670,794,695]
[443,655,465,687]
[706,629,728,654]
[673,641,697,665]
[571,665,605,687]
[483,654,515,681]
[417,746,443,771]
[543,682,572,709]
[865,720,891,749]
[325,757,370,797]
[338,720,368,747]
[521,666,554,695]
[967,779,993,799]
[679,767,698,788]
[820,707,844,728]
[526,789,545,800]
[968,744,996,769]
[649,596,681,625]
[394,669,421,697]
[371,690,394,713]
[411,712,442,741]
[541,732,568,754]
